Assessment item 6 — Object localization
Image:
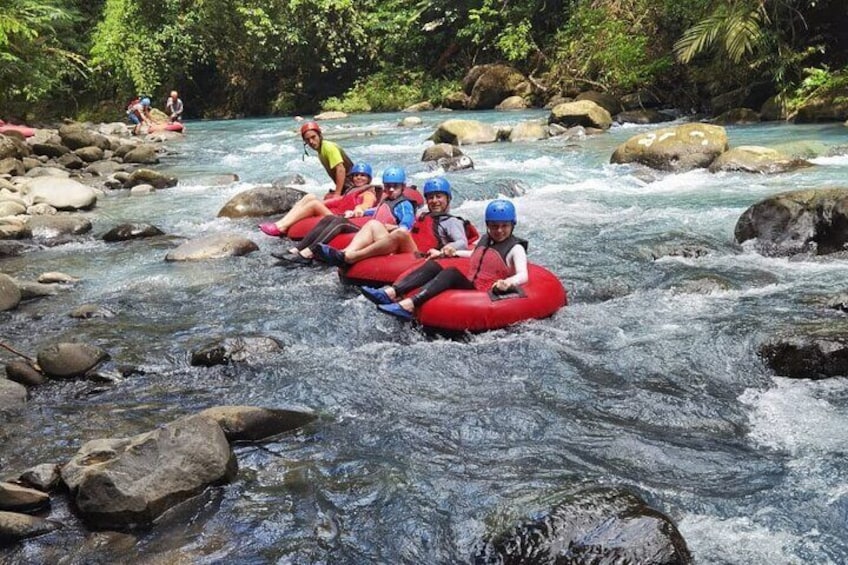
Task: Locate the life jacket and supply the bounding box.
[466,234,528,291]
[324,185,376,214]
[126,97,140,115]
[373,194,412,225]
[410,212,479,251]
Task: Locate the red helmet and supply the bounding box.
[300,121,321,138]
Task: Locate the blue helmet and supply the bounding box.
[485,199,516,224]
[382,165,406,185]
[140,97,151,107]
[348,162,373,179]
[422,177,451,200]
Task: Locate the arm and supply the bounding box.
[498,245,529,288]
[393,201,416,232]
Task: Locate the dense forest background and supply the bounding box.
[1,0,847,122]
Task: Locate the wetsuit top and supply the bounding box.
[366,195,415,230]
[317,140,354,181]
[410,213,470,251]
[466,234,529,291]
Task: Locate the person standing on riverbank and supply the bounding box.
[165,90,183,122]
[127,97,152,135]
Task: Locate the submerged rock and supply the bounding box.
[198,405,318,442]
[760,334,848,379]
[190,336,283,367]
[217,185,306,218]
[474,487,691,564]
[101,223,164,242]
[164,233,258,261]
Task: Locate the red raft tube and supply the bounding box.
[0,120,36,138]
[149,122,185,133]
[391,257,568,333]
[286,187,424,241]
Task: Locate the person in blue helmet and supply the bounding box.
[127,96,152,135]
[315,165,417,266]
[260,161,377,239]
[276,165,412,266]
[363,199,528,320]
[314,176,471,268]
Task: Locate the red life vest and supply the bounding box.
[410,213,480,251]
[466,235,528,291]
[324,185,376,214]
[373,194,412,225]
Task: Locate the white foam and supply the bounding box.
[679,514,811,564]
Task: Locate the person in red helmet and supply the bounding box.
[259,120,356,237]
[299,121,354,198]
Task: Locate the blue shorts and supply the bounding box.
[127,113,141,125]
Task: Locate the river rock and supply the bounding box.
[123,168,177,189]
[0,481,49,512]
[69,303,116,319]
[463,64,528,110]
[0,218,30,240]
[734,188,848,256]
[760,334,848,379]
[509,121,548,141]
[190,336,283,367]
[616,109,675,125]
[123,145,159,164]
[24,176,97,210]
[0,511,61,544]
[217,185,306,218]
[435,155,474,172]
[74,146,105,163]
[403,101,434,112]
[4,360,45,387]
[713,107,761,125]
[0,200,26,217]
[421,143,464,162]
[0,158,25,176]
[0,273,22,310]
[708,146,813,174]
[85,160,125,177]
[130,184,155,195]
[58,123,110,151]
[576,90,623,115]
[430,119,498,145]
[610,123,729,172]
[314,111,348,120]
[26,215,92,237]
[15,280,61,300]
[56,152,84,169]
[37,342,110,379]
[271,174,306,188]
[60,414,238,529]
[0,135,31,160]
[399,116,423,127]
[165,233,259,261]
[496,96,528,110]
[19,464,61,492]
[37,271,78,284]
[198,405,318,442]
[102,223,164,242]
[0,379,27,414]
[549,100,613,130]
[474,487,691,564]
[25,166,70,179]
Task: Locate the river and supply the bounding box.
[2,110,848,563]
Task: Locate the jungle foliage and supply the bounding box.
[1,0,847,121]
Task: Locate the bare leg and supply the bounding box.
[345,230,417,264]
[341,220,388,255]
[273,194,334,232]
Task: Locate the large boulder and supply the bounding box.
[61,414,237,529]
[0,135,31,160]
[58,123,110,151]
[0,482,49,512]
[616,110,675,125]
[430,119,498,146]
[164,233,259,261]
[549,100,613,130]
[463,64,528,110]
[509,121,548,142]
[610,123,728,172]
[793,94,848,123]
[26,215,92,237]
[474,487,691,564]
[123,168,177,189]
[23,177,97,210]
[734,188,848,256]
[217,185,307,218]
[576,90,623,115]
[122,144,159,164]
[708,146,813,174]
[421,144,464,162]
